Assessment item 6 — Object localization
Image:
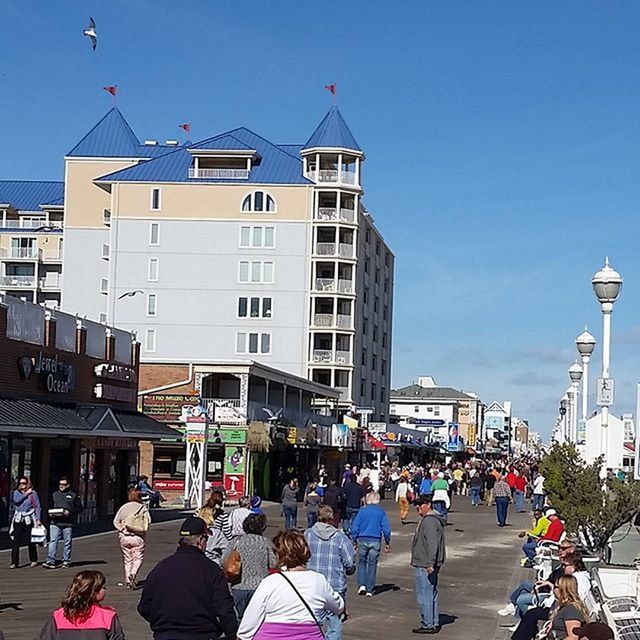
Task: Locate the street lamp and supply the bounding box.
[559,395,569,443]
[568,361,583,443]
[592,258,623,462]
[576,329,596,424]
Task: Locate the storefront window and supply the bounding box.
[0,437,9,530]
[10,436,32,482]
[79,447,98,523]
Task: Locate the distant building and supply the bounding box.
[482,401,512,453]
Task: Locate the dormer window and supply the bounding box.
[187,144,257,180]
[242,191,275,213]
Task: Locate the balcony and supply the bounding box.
[313,278,355,294]
[338,243,355,258]
[188,168,250,180]
[0,247,41,260]
[311,314,354,330]
[0,275,36,288]
[314,243,355,259]
[0,220,63,231]
[41,249,63,263]
[311,349,352,366]
[315,208,356,224]
[39,274,61,290]
[306,170,357,186]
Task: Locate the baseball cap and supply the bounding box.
[179,516,209,536]
[575,622,614,640]
[545,508,557,517]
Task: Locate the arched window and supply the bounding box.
[242,191,276,213]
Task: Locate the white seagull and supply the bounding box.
[83,17,97,51]
[263,408,283,424]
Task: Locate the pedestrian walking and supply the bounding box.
[514,473,527,513]
[469,472,482,507]
[305,505,356,640]
[237,529,344,640]
[411,495,446,635]
[430,473,451,524]
[10,475,41,568]
[341,474,364,537]
[304,481,322,529]
[43,476,84,569]
[198,490,232,564]
[532,473,546,511]
[230,495,252,538]
[113,488,151,589]
[35,570,124,640]
[485,469,496,507]
[494,473,512,527]
[222,513,276,619]
[351,491,391,597]
[396,475,412,524]
[138,516,238,640]
[281,478,299,530]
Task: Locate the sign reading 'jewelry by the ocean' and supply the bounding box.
[18,352,75,394]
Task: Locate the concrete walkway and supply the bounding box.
[0,495,530,639]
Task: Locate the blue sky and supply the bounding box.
[1,1,639,437]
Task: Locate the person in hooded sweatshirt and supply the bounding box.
[411,495,446,635]
[305,505,355,640]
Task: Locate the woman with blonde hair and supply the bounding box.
[35,570,124,639]
[113,488,151,589]
[237,529,343,639]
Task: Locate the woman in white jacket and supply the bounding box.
[237,529,343,640]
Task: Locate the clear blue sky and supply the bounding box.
[1,1,640,438]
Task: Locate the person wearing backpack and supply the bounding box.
[113,487,151,589]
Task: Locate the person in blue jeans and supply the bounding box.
[280,478,299,530]
[411,495,446,634]
[351,491,391,597]
[43,477,83,569]
[340,475,364,537]
[493,475,512,527]
[469,473,482,507]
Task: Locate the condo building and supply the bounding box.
[0,105,394,420]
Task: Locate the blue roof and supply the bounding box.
[302,106,361,152]
[68,108,140,157]
[96,127,312,185]
[0,181,64,211]
[278,144,303,157]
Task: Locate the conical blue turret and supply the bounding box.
[302,106,361,152]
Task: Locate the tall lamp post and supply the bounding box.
[568,362,583,443]
[592,258,623,462]
[559,396,569,443]
[575,329,596,424]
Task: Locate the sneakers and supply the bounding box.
[62,562,71,569]
[42,561,57,569]
[498,603,516,616]
[358,586,366,595]
[9,564,16,569]
[412,627,441,634]
[29,561,39,567]
[365,592,374,597]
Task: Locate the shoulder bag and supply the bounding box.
[124,505,149,535]
[223,548,242,584]
[278,571,324,638]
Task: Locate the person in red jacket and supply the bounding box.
[522,508,565,566]
[514,473,528,513]
[35,570,124,639]
[505,469,518,494]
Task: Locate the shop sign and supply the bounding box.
[186,405,208,444]
[95,437,137,449]
[287,427,298,444]
[368,421,387,435]
[331,424,352,448]
[205,401,246,425]
[94,384,136,403]
[208,428,247,445]
[412,419,445,427]
[467,423,477,446]
[19,352,75,394]
[154,478,185,491]
[142,394,200,423]
[447,422,460,451]
[94,363,136,382]
[224,445,246,501]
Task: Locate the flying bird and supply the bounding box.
[117,290,144,300]
[83,17,97,51]
[263,408,283,424]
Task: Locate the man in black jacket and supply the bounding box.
[138,516,238,640]
[340,474,364,537]
[43,476,83,569]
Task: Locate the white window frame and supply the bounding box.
[103,209,111,226]
[99,312,108,324]
[100,277,108,294]
[145,328,156,352]
[148,258,159,282]
[149,223,160,246]
[151,188,162,211]
[239,226,276,249]
[241,191,277,213]
[147,293,157,317]
[237,296,273,319]
[235,331,272,355]
[101,243,110,260]
[238,261,274,284]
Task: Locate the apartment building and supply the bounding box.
[0,181,65,306]
[50,105,394,419]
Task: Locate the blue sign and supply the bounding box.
[447,422,460,451]
[412,419,445,427]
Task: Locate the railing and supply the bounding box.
[0,275,36,287]
[335,386,350,399]
[41,250,63,262]
[39,274,61,289]
[1,247,40,259]
[189,168,250,180]
[313,313,334,327]
[247,400,335,428]
[338,279,354,294]
[306,170,357,185]
[201,398,246,425]
[314,278,336,292]
[315,207,356,223]
[336,314,352,329]
[338,243,354,258]
[312,349,333,364]
[339,208,356,222]
[316,242,336,256]
[0,220,63,230]
[335,350,351,365]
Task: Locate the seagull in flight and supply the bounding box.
[263,408,283,424]
[83,17,97,51]
[118,290,144,300]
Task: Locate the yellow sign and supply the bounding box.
[467,423,477,446]
[343,416,358,430]
[287,427,297,444]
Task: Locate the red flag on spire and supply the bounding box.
[179,123,191,133]
[325,84,337,95]
[103,86,117,97]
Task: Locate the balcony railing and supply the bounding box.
[306,170,357,185]
[316,208,356,223]
[0,275,36,288]
[201,398,246,425]
[336,314,352,329]
[338,279,354,294]
[189,168,250,180]
[313,278,355,294]
[338,243,354,258]
[39,274,61,290]
[335,386,350,400]
[247,400,335,428]
[312,313,354,329]
[311,349,352,365]
[335,350,351,365]
[316,242,337,256]
[0,247,40,260]
[0,220,63,230]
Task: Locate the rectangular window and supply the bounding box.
[262,297,272,317]
[236,332,272,354]
[149,223,159,245]
[103,209,111,226]
[263,262,273,283]
[237,296,276,319]
[261,333,271,354]
[99,312,107,324]
[147,294,157,316]
[250,297,260,317]
[415,405,420,413]
[239,261,250,282]
[248,333,259,353]
[239,226,275,248]
[100,277,108,294]
[238,297,248,317]
[151,188,161,211]
[361,380,366,396]
[148,258,159,282]
[239,261,273,283]
[264,227,275,248]
[145,329,156,352]
[434,406,440,416]
[240,227,251,247]
[236,332,246,353]
[372,356,377,370]
[102,243,110,259]
[254,191,264,212]
[251,261,261,282]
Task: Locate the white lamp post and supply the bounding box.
[560,395,569,442]
[575,329,596,423]
[592,258,623,462]
[568,362,583,443]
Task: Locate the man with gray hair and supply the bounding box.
[305,505,355,640]
[351,491,391,597]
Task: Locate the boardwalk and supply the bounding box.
[0,496,529,640]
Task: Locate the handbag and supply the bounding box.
[223,548,242,584]
[31,525,47,545]
[124,505,149,535]
[278,571,325,638]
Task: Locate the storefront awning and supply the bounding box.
[368,435,386,450]
[0,398,178,440]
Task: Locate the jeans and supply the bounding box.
[233,589,254,619]
[343,507,360,536]
[532,494,545,511]
[511,606,549,640]
[357,539,381,594]
[510,581,534,618]
[47,524,73,564]
[522,538,538,560]
[283,506,297,530]
[514,490,524,512]
[470,486,481,506]
[307,512,318,529]
[414,566,439,630]
[495,496,509,526]
[323,590,346,640]
[432,501,448,523]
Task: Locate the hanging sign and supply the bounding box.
[596,378,615,407]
